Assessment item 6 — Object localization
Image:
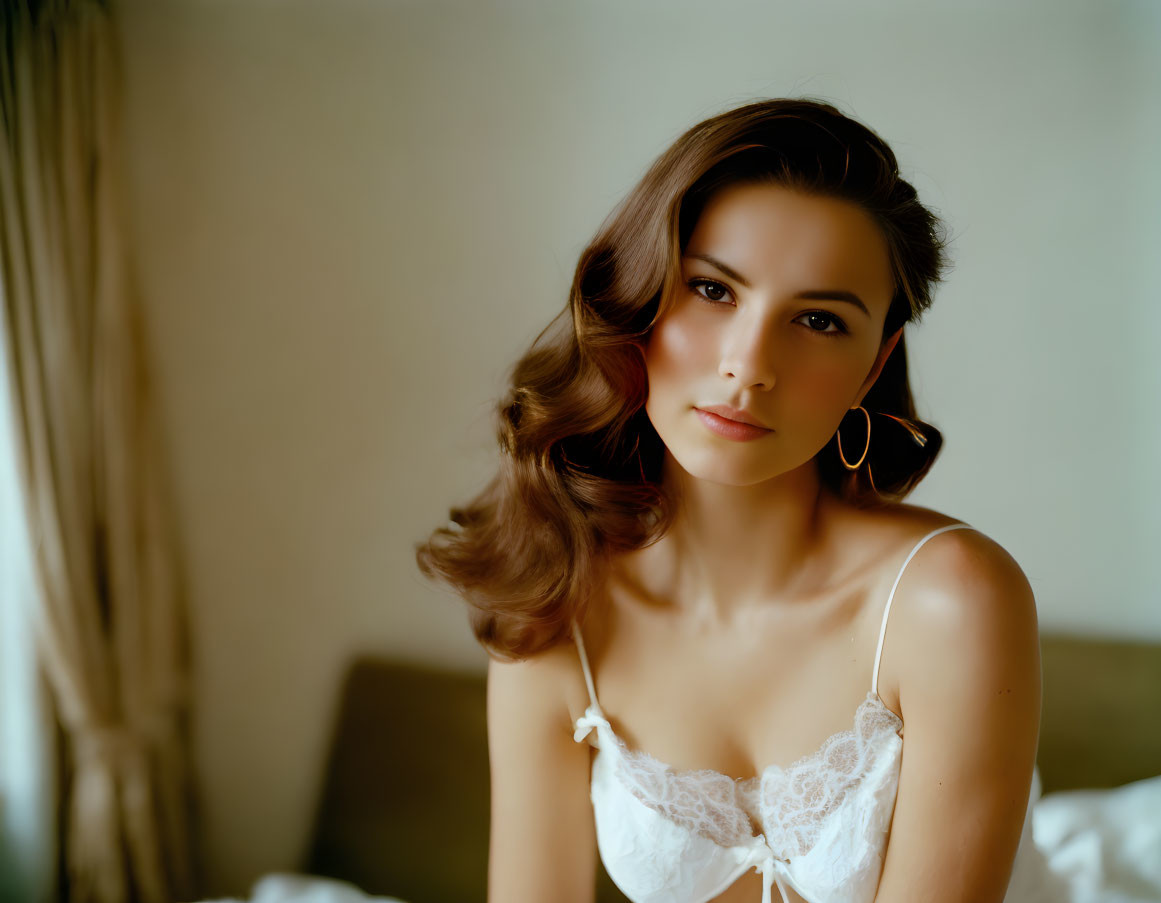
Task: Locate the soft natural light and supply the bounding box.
[0,299,56,903]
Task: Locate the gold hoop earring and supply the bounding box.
[835,407,929,496]
[836,405,870,470]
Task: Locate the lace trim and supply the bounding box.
[593,690,902,857]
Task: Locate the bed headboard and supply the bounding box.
[1037,634,1161,792]
[302,632,1161,903]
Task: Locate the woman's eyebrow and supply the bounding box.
[683,252,871,317]
[685,252,753,287]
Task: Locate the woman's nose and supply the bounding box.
[718,319,778,391]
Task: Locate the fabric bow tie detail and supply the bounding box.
[573,708,609,743]
[750,843,793,903]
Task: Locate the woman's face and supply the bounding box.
[643,182,902,487]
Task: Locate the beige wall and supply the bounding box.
[113,0,1160,896]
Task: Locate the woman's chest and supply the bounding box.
[585,574,896,781]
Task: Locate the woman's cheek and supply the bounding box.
[790,358,856,415]
[646,312,714,389]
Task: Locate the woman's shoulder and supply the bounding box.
[861,503,1038,659]
[840,500,1034,627]
[856,503,1040,722]
[861,501,1025,584]
[486,622,598,737]
[840,499,1009,564]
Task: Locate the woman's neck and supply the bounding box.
[630,455,838,628]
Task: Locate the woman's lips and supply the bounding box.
[694,408,774,442]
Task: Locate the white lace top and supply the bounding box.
[572,523,1056,903]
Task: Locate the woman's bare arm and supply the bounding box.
[871,529,1043,903]
[486,646,597,903]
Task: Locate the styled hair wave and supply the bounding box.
[415,97,953,661]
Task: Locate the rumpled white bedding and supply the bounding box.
[193,774,1161,903]
[193,872,406,903]
[1031,773,1161,902]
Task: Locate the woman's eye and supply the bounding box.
[688,278,849,339]
[688,278,732,305]
[794,311,849,338]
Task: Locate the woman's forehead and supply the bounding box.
[685,183,894,302]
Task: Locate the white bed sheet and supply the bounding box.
[1032,773,1161,902]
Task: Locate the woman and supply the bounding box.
[415,98,1065,903]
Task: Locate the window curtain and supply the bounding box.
[0,1,200,901]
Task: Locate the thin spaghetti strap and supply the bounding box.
[871,523,975,701]
[570,616,602,712]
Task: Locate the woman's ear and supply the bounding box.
[855,326,904,405]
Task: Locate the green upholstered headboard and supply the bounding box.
[1037,635,1161,792]
[302,633,1161,903]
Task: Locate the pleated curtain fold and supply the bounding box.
[0,1,201,901]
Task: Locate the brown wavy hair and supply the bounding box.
[415,97,953,661]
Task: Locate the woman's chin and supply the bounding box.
[667,452,786,488]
